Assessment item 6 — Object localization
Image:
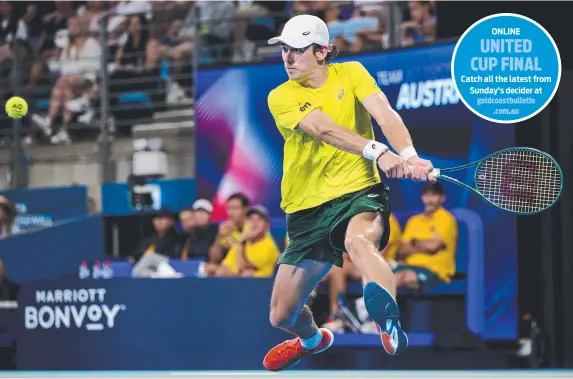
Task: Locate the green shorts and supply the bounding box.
[393,264,444,292]
[279,182,392,268]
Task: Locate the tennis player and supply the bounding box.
[263,14,435,371]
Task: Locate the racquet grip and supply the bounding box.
[408,167,440,179]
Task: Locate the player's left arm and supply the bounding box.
[349,61,435,181]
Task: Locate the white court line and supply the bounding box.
[0,371,572,378]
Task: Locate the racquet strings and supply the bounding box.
[475,149,562,213]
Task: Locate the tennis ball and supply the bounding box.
[5,96,28,119]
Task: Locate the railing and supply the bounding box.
[0,1,438,188]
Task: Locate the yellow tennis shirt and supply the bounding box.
[268,62,383,214]
[401,207,458,282]
[222,234,280,278]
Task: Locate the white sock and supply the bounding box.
[300,329,323,350]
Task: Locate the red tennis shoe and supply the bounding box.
[263,328,334,371]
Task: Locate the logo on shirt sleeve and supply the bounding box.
[300,102,311,112]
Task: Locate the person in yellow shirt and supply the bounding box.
[214,205,280,278]
[321,213,402,333]
[262,14,435,370]
[395,182,458,291]
[205,193,250,275]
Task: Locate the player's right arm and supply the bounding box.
[268,89,410,179]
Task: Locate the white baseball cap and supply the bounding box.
[192,199,213,213]
[268,14,330,49]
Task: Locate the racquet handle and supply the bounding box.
[407,166,441,179]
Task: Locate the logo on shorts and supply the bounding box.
[367,194,379,198]
[302,31,310,36]
[338,89,344,99]
[300,102,311,112]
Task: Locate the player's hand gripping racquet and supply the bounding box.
[423,147,563,215]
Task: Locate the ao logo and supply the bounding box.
[25,288,127,331]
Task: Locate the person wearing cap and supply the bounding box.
[0,195,17,238]
[213,204,280,278]
[264,14,435,369]
[180,200,218,261]
[395,182,458,292]
[130,207,182,262]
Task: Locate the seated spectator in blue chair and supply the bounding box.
[212,205,280,278]
[130,207,182,262]
[206,192,250,275]
[321,213,402,333]
[400,1,437,47]
[109,14,162,134]
[394,181,457,292]
[180,200,218,262]
[232,1,286,62]
[31,16,102,145]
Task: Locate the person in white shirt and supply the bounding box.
[32,16,102,144]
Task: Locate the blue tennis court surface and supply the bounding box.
[0,371,571,378]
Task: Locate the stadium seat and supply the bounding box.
[119,93,152,107]
[35,100,49,110]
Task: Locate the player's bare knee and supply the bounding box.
[344,234,372,259]
[269,306,296,329]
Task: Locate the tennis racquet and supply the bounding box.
[425,147,563,215]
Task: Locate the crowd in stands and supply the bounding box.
[0,0,437,147]
[130,192,281,279]
[129,181,457,335]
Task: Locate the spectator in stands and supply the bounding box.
[232,1,286,62]
[323,5,342,25]
[353,6,389,51]
[0,1,28,69]
[27,1,77,90]
[206,192,250,273]
[213,205,280,278]
[180,200,218,261]
[109,13,164,133]
[321,213,402,333]
[187,1,236,63]
[130,207,182,261]
[395,182,457,292]
[179,206,196,233]
[31,15,102,145]
[382,213,403,262]
[76,0,108,35]
[400,1,436,46]
[0,195,17,239]
[0,258,20,301]
[159,20,193,77]
[351,32,366,52]
[333,35,351,54]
